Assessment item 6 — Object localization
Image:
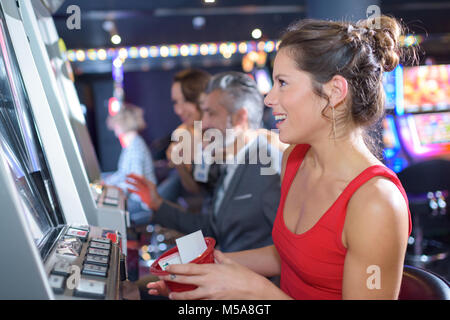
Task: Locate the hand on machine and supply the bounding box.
[126,173,163,210]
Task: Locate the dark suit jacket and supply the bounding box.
[152,136,282,252]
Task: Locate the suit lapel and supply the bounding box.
[209,165,237,239]
[215,164,246,218]
[213,136,266,221]
[210,165,227,215]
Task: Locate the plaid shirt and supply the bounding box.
[104,135,156,202]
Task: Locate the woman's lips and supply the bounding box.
[274,114,287,128]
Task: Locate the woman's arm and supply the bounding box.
[342,177,410,299]
[224,245,281,278]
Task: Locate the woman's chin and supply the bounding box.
[279,131,304,146]
[278,130,290,144]
[184,118,196,127]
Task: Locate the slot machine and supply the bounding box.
[0,1,124,299]
[386,64,450,266]
[14,0,129,252]
[397,64,450,162]
[382,64,450,169]
[381,66,410,172]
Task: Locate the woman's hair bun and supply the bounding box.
[356,15,402,72]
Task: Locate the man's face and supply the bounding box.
[200,89,232,135]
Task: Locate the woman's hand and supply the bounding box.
[158,250,284,300]
[146,280,170,297]
[126,173,163,210]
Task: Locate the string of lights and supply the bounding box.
[65,34,423,63]
[66,40,279,62]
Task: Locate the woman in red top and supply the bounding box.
[147,15,414,299]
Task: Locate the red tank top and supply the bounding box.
[272,144,412,300]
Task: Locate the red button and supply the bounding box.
[106,233,117,243]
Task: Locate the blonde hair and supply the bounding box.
[107,103,146,133]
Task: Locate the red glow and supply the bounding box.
[108,97,120,116]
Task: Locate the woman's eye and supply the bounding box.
[279,79,286,87]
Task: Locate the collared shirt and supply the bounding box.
[104,135,156,202]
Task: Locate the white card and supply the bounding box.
[175,230,207,264]
[158,252,182,270]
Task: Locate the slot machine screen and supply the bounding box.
[0,141,51,244]
[0,17,59,248]
[382,115,409,172]
[382,115,401,151]
[403,64,450,113]
[413,112,450,146]
[383,69,396,110]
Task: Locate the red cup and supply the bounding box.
[150,237,216,292]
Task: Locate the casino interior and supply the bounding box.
[0,0,449,300]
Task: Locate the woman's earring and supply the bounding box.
[332,106,337,140]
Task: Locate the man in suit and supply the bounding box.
[127,71,282,253]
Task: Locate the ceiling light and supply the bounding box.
[252,28,262,40]
[97,49,107,60]
[102,20,114,32]
[111,34,121,45]
[112,58,122,68]
[203,0,215,3]
[160,46,169,57]
[192,16,206,29]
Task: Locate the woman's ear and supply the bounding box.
[324,75,348,109]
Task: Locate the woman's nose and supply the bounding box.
[264,88,276,108]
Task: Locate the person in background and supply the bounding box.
[146,16,413,300]
[157,69,211,207]
[127,71,282,253]
[104,103,157,223]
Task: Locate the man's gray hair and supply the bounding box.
[205,71,264,129]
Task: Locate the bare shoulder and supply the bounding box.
[343,175,410,249]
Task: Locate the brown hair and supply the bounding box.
[278,16,417,157]
[173,69,211,110]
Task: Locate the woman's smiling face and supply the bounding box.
[264,48,330,145]
[171,81,202,127]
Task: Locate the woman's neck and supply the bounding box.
[304,128,379,178]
